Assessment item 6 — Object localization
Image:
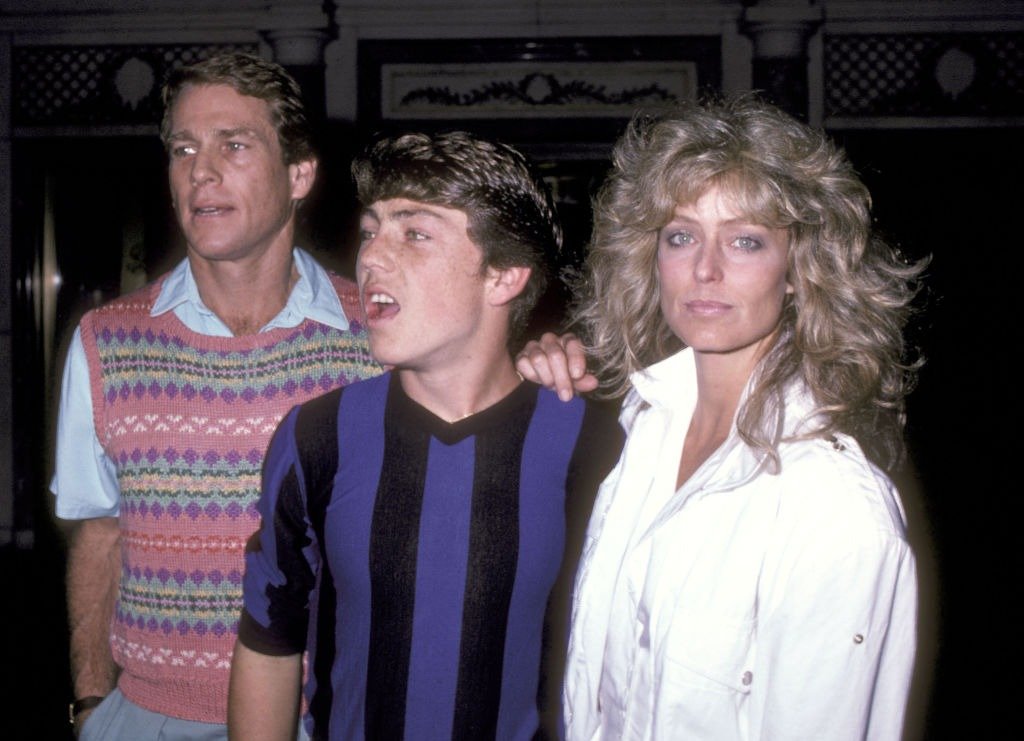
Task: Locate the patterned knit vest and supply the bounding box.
[80,272,379,723]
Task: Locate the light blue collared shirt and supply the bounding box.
[52,248,354,519]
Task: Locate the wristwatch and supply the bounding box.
[69,696,105,726]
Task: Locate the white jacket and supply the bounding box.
[564,349,917,740]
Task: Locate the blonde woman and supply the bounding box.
[562,97,925,740]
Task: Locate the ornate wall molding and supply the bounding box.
[824,31,1024,125]
[358,36,720,153]
[11,43,257,131]
[0,1,326,38]
[335,0,736,38]
[382,61,698,120]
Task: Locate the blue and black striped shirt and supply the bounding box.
[240,373,623,740]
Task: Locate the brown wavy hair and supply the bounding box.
[351,131,563,339]
[574,95,926,471]
[160,52,314,165]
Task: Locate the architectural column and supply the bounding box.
[741,0,822,120]
[324,25,358,123]
[260,3,332,121]
[0,33,14,546]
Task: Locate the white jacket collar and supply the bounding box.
[629,349,826,514]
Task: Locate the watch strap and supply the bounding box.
[68,695,105,725]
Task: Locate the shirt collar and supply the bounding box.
[628,348,826,513]
[630,348,768,528]
[150,247,351,333]
[630,347,822,438]
[630,348,699,411]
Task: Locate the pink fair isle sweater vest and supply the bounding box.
[79,272,379,723]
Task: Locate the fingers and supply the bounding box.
[516,332,593,402]
[516,333,572,399]
[561,334,588,380]
[572,373,600,394]
[559,334,600,394]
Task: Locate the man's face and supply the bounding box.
[165,83,314,264]
[357,198,500,373]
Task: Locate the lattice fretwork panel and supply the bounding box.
[13,43,258,128]
[824,32,1024,119]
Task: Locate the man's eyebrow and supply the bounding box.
[165,127,264,142]
[216,127,263,140]
[361,204,453,225]
[390,207,447,222]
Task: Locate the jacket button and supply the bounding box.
[742,671,753,686]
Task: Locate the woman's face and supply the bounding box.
[657,185,793,368]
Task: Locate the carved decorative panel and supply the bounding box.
[824,32,1024,119]
[358,37,721,148]
[12,43,258,128]
[382,61,697,119]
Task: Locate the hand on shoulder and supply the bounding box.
[516,332,598,401]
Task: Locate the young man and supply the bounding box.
[229,132,625,740]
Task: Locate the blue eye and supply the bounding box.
[170,144,196,158]
[665,231,695,248]
[733,236,762,251]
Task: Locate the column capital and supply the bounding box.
[262,28,331,67]
[741,1,823,60]
[259,2,332,66]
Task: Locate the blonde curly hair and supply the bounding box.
[575,95,926,471]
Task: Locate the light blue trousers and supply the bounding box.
[80,688,310,741]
